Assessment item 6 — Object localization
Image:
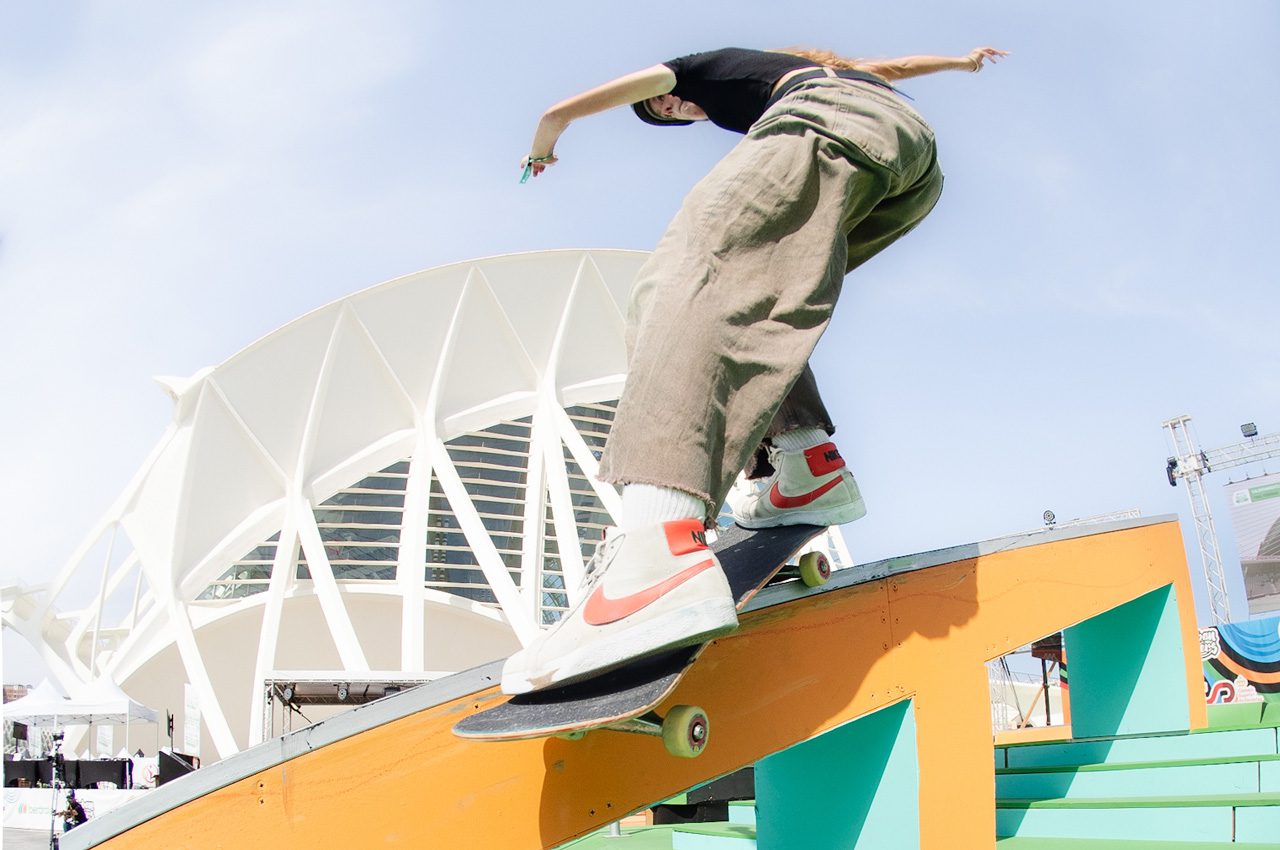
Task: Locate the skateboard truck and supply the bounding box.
[559,705,710,758]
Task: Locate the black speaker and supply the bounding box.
[157,751,197,786]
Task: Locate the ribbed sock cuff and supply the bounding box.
[621,483,704,530]
[772,427,830,452]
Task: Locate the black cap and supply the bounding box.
[631,99,694,127]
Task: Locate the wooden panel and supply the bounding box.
[93,521,1201,850]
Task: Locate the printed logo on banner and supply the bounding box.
[1199,627,1221,660]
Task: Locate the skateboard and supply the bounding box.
[452,523,831,758]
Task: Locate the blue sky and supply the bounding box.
[3,2,1280,678]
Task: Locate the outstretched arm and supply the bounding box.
[524,64,676,178]
[856,47,1008,81]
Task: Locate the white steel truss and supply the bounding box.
[2,249,856,760]
[1164,414,1280,626]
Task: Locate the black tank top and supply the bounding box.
[663,48,820,133]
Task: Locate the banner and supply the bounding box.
[2,788,145,831]
[1201,614,1280,703]
[183,683,201,756]
[96,725,113,758]
[1225,472,1280,615]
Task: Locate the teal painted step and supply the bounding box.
[997,801,1231,843]
[1264,760,1280,792]
[1237,802,1280,843]
[997,793,1280,843]
[999,727,1279,770]
[997,755,1280,798]
[997,837,1280,849]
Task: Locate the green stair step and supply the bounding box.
[997,757,1280,798]
[998,727,1279,770]
[998,792,1280,809]
[997,793,1280,843]
[561,823,756,850]
[997,838,1280,849]
[998,752,1280,775]
[672,825,756,849]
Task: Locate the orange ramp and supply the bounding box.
[64,516,1204,850]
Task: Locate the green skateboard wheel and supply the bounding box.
[662,705,709,758]
[797,551,831,587]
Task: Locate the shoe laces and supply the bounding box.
[579,530,626,591]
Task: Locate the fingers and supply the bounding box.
[974,47,1010,62]
[969,46,1010,72]
[519,154,559,183]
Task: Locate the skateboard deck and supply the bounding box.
[453,523,829,755]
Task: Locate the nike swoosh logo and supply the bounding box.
[769,475,842,509]
[583,558,717,626]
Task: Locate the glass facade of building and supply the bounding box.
[198,402,619,625]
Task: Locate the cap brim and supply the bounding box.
[632,101,694,127]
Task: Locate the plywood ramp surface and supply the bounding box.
[67,517,1201,850]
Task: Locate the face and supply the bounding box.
[647,94,708,122]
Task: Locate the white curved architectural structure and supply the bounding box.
[2,249,852,761]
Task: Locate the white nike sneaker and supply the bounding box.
[731,441,867,528]
[500,518,738,695]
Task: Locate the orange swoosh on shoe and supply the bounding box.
[769,475,842,509]
[583,559,717,626]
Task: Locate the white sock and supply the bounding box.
[621,483,704,530]
[772,427,830,452]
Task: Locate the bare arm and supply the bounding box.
[523,64,676,177]
[856,47,1008,81]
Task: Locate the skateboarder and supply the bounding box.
[504,45,1008,695]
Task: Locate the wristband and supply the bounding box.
[520,155,556,184]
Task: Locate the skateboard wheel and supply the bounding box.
[662,705,709,758]
[556,730,588,741]
[798,551,831,587]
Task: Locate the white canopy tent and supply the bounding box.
[68,677,159,724]
[2,678,70,726]
[5,677,160,761]
[4,678,157,725]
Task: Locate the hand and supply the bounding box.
[967,47,1009,72]
[520,153,558,182]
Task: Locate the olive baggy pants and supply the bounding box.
[597,79,945,517]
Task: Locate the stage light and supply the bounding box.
[1242,422,1259,438]
[337,684,349,701]
[1043,510,1056,527]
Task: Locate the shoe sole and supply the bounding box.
[734,499,867,529]
[501,597,739,695]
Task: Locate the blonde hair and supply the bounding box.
[769,48,866,71]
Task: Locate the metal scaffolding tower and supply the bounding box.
[1163,415,1280,625]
